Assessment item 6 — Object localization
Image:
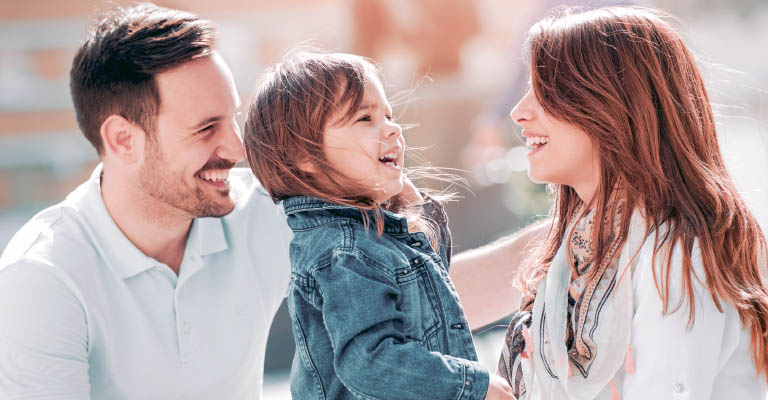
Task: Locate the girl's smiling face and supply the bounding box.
[510,88,601,203]
[322,76,405,203]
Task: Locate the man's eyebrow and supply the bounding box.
[188,116,223,131]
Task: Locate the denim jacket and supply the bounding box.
[282,195,489,400]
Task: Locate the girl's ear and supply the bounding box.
[297,154,318,174]
[296,150,318,174]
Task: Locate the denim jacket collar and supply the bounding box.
[281,195,411,235]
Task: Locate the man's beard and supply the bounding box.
[138,139,235,218]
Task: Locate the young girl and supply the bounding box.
[244,53,515,399]
[498,7,768,400]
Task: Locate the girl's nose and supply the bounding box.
[383,120,402,139]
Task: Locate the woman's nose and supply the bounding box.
[510,90,536,126]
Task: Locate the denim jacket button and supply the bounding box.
[412,241,422,247]
[403,269,409,274]
[465,380,470,386]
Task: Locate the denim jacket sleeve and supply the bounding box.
[313,250,489,400]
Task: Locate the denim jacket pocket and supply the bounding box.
[394,256,444,351]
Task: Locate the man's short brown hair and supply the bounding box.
[70,3,216,154]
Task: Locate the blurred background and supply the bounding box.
[1,0,767,397]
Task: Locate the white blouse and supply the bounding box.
[617,234,766,399]
[523,213,767,400]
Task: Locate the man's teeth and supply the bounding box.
[199,170,229,182]
[525,136,550,148]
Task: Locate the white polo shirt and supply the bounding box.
[0,165,292,399]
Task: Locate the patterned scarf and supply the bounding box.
[499,203,625,399]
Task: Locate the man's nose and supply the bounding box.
[219,120,245,163]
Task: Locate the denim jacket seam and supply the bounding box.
[454,359,479,400]
[339,220,355,252]
[290,271,314,289]
[291,305,327,398]
[284,196,411,234]
[288,218,345,232]
[457,361,468,400]
[345,385,379,400]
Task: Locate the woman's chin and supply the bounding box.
[526,169,549,184]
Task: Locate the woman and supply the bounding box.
[498,7,768,400]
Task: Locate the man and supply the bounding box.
[0,5,291,398]
[0,3,543,399]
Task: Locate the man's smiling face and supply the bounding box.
[139,51,244,218]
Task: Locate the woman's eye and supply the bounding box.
[385,114,393,121]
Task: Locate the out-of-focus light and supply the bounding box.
[505,146,528,172]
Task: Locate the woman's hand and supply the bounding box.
[486,374,517,400]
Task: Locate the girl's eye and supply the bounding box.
[356,115,371,123]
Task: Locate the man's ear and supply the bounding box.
[100,115,145,164]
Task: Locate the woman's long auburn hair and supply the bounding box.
[244,52,440,244]
[516,7,768,379]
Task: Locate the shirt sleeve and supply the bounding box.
[240,171,293,305]
[0,262,90,399]
[622,242,739,400]
[275,206,293,300]
[313,250,489,400]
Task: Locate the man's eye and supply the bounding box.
[356,115,371,123]
[198,125,214,134]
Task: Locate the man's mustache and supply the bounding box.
[198,158,236,172]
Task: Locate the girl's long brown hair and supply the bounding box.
[516,7,768,380]
[244,52,441,243]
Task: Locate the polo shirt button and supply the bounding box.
[183,322,191,334]
[673,383,685,393]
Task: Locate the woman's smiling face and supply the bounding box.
[510,88,601,203]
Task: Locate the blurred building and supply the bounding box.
[0,0,543,377]
[2,0,767,389]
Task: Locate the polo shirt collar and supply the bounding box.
[191,216,228,257]
[77,164,228,280]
